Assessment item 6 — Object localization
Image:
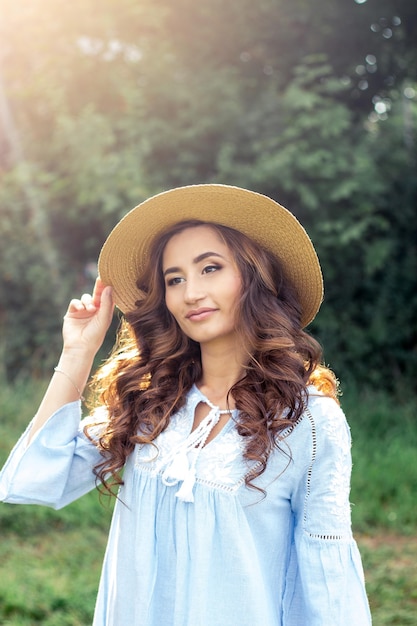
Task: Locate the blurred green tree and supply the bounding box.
[0,0,415,385]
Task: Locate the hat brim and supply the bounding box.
[98,184,323,327]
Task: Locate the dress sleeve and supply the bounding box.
[289,395,372,625]
[0,401,106,509]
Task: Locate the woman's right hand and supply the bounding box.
[62,277,115,357]
[27,278,114,442]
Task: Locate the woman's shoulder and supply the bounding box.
[272,387,352,500]
[306,386,347,423]
[282,386,350,447]
[306,386,351,450]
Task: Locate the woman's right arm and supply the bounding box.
[28,277,114,443]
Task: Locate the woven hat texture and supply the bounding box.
[98,184,323,327]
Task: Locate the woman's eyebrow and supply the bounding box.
[163,252,225,277]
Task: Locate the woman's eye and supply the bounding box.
[166,276,183,286]
[203,264,221,274]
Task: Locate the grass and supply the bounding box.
[0,524,109,625]
[0,377,416,624]
[342,384,417,534]
[0,377,113,625]
[359,534,417,625]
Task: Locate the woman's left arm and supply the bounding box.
[290,395,372,625]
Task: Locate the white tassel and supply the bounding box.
[161,449,189,485]
[160,404,231,502]
[175,467,197,502]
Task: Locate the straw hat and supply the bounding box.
[98,184,323,327]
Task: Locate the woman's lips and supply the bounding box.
[186,308,217,321]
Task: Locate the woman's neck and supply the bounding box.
[198,342,246,407]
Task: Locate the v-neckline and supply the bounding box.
[188,384,237,449]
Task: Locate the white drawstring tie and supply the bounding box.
[161,401,231,502]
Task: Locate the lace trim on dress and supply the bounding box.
[303,407,352,537]
[307,532,346,541]
[135,386,264,499]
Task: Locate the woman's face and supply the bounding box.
[162,225,242,348]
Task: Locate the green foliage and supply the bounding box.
[0,377,112,624]
[344,386,417,533]
[0,526,108,625]
[0,172,65,378]
[312,95,417,386]
[359,535,417,625]
[0,0,416,386]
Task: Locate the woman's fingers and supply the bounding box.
[66,297,93,314]
[80,293,96,311]
[92,278,114,326]
[92,277,108,309]
[67,298,88,314]
[96,285,114,328]
[66,278,113,316]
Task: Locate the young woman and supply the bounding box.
[0,184,372,625]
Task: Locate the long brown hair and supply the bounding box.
[87,220,338,494]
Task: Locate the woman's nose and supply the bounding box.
[184,277,204,303]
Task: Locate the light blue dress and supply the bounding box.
[0,385,372,625]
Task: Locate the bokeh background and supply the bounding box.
[0,1,416,624]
